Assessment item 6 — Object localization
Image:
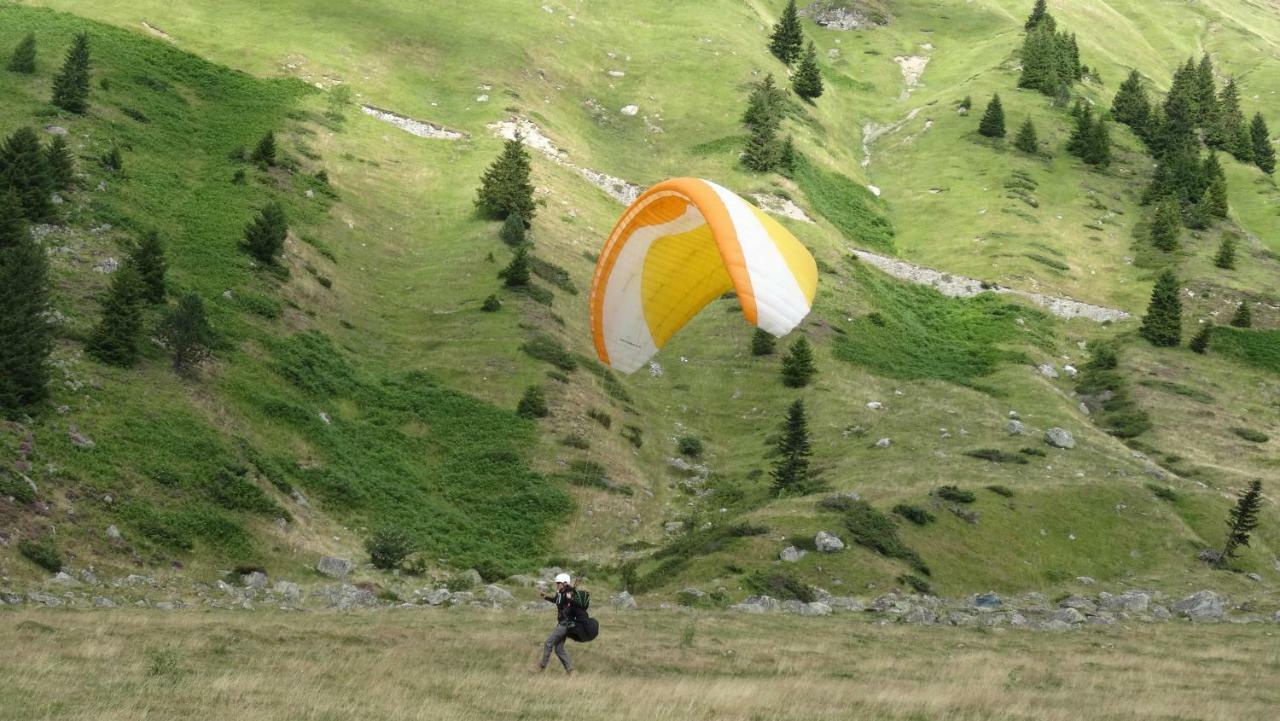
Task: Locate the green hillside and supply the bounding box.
[2,0,1278,603]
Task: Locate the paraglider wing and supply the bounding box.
[589,178,817,373]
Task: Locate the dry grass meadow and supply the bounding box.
[2,607,1277,721]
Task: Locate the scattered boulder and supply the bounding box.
[903,606,937,625]
[620,104,639,116]
[610,591,637,610]
[814,531,844,553]
[663,521,684,534]
[315,556,352,578]
[1006,420,1026,435]
[68,425,95,449]
[105,525,122,542]
[1098,590,1150,613]
[459,569,484,587]
[424,588,451,606]
[1075,576,1095,586]
[1172,590,1225,622]
[92,596,116,608]
[1059,595,1097,614]
[875,438,892,448]
[732,595,780,614]
[973,592,1002,609]
[1062,365,1078,378]
[484,584,515,605]
[312,584,377,610]
[1049,607,1085,625]
[780,546,806,563]
[242,571,268,590]
[273,581,301,604]
[1044,428,1075,449]
[1037,363,1059,379]
[825,596,864,612]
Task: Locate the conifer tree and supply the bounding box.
[1111,70,1151,130]
[499,212,526,247]
[1014,117,1038,154]
[1214,234,1237,270]
[86,263,145,367]
[7,33,36,74]
[1194,55,1220,130]
[1217,480,1263,566]
[742,123,780,173]
[157,293,214,373]
[1017,26,1057,94]
[1082,117,1112,167]
[780,336,816,388]
[1066,103,1092,157]
[1250,113,1275,175]
[1230,301,1252,329]
[1202,175,1229,219]
[128,231,168,304]
[1139,270,1183,347]
[50,33,91,114]
[978,94,1006,138]
[44,135,74,191]
[1149,200,1181,251]
[792,42,824,101]
[1025,0,1051,31]
[778,135,797,176]
[1214,79,1251,160]
[516,385,549,419]
[250,131,277,167]
[501,246,530,288]
[770,399,813,497]
[0,127,55,223]
[751,327,776,356]
[1189,323,1213,354]
[241,201,288,265]
[768,0,805,66]
[0,190,51,415]
[1064,33,1082,81]
[475,135,536,222]
[741,74,785,131]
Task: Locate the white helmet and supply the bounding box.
[554,573,571,585]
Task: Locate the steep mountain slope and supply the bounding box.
[4,0,1278,600]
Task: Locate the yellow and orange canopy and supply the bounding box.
[589,178,818,373]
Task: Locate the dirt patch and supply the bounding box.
[893,55,929,99]
[361,106,467,141]
[862,108,922,167]
[750,194,814,222]
[141,21,175,43]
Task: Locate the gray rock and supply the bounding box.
[1062,364,1078,378]
[1247,573,1262,582]
[484,584,514,605]
[424,588,451,606]
[1098,591,1150,613]
[826,596,864,612]
[1044,427,1075,449]
[1273,610,1280,624]
[215,580,240,597]
[154,602,176,610]
[1197,548,1224,566]
[1172,590,1225,621]
[1050,607,1086,624]
[79,569,98,585]
[1006,420,1026,435]
[1075,576,1095,585]
[800,601,832,616]
[51,571,79,586]
[273,581,301,603]
[113,574,155,588]
[1150,605,1172,621]
[290,490,309,507]
[903,606,937,625]
[1059,595,1098,614]
[446,591,475,606]
[27,591,63,607]
[316,556,352,578]
[45,125,68,136]
[68,424,95,449]
[1038,363,1059,379]
[945,611,978,626]
[459,569,484,587]
[1088,612,1117,625]
[620,104,639,116]
[610,591,638,610]
[737,595,781,613]
[1039,619,1074,632]
[973,592,1002,609]
[242,571,268,590]
[731,601,771,614]
[105,524,122,541]
[1,591,23,605]
[814,531,844,553]
[779,545,806,563]
[92,596,116,608]
[875,437,892,448]
[663,521,684,534]
[312,584,377,610]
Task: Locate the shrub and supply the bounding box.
[892,503,936,525]
[726,523,769,537]
[18,538,62,572]
[446,573,476,592]
[1147,483,1180,502]
[0,473,37,504]
[621,425,643,448]
[587,408,612,429]
[744,571,816,602]
[481,294,501,312]
[897,574,934,595]
[934,485,976,503]
[1230,427,1269,443]
[528,256,578,294]
[520,334,576,371]
[677,436,704,458]
[516,386,549,419]
[963,448,1029,464]
[366,526,414,570]
[1019,447,1047,457]
[842,500,929,574]
[560,434,590,449]
[817,494,859,512]
[750,328,776,356]
[985,485,1015,498]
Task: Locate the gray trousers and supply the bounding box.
[540,624,573,671]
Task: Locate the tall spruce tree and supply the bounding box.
[1025,0,1051,31]
[768,0,805,66]
[475,135,536,222]
[0,190,51,415]
[1250,113,1275,175]
[778,135,797,175]
[781,336,817,388]
[751,327,776,356]
[250,131,277,167]
[1014,117,1039,154]
[1217,480,1263,566]
[792,42,824,100]
[1202,175,1229,220]
[1150,200,1182,251]
[1017,26,1057,94]
[770,399,813,497]
[1194,55,1220,129]
[128,231,168,304]
[50,33,91,114]
[1215,79,1251,161]
[1112,70,1151,130]
[1139,270,1183,347]
[742,122,781,172]
[741,74,785,130]
[499,211,526,247]
[1230,301,1252,329]
[1214,234,1237,269]
[501,246,530,288]
[1066,103,1092,157]
[978,94,1006,138]
[0,127,55,222]
[1082,117,1112,167]
[7,33,36,74]
[86,263,145,367]
[44,135,74,191]
[157,293,214,373]
[1189,323,1213,354]
[241,201,288,265]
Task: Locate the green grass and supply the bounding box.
[1212,327,1280,374]
[792,155,895,252]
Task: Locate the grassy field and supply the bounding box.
[2,607,1278,720]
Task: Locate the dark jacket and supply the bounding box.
[543,586,586,627]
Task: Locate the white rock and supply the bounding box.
[866,401,884,410]
[875,438,892,448]
[779,546,806,562]
[814,531,844,553]
[1038,363,1059,379]
[867,185,881,197]
[620,105,639,116]
[1045,428,1075,449]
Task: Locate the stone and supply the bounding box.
[866,401,883,410]
[1006,420,1026,435]
[1059,596,1097,614]
[779,546,806,562]
[1247,573,1262,583]
[105,524,122,541]
[460,569,484,587]
[1075,576,1095,585]
[484,584,515,605]
[68,424,95,449]
[92,596,116,608]
[903,606,937,625]
[1098,590,1150,613]
[620,104,639,116]
[607,70,625,77]
[1273,610,1280,624]
[732,596,780,614]
[1172,590,1225,622]
[814,531,844,553]
[1044,428,1075,449]
[79,569,98,585]
[94,257,119,274]
[799,601,832,616]
[424,588,451,606]
[273,581,301,603]
[27,591,63,607]
[825,596,863,612]
[1197,549,1224,566]
[316,556,352,578]
[45,125,68,135]
[664,521,684,534]
[875,438,892,448]
[447,591,475,606]
[291,490,310,507]
[242,571,268,589]
[1050,607,1085,624]
[945,611,977,626]
[610,591,638,610]
[973,592,1002,609]
[313,584,377,610]
[1038,363,1059,379]
[51,571,79,586]
[1151,605,1172,621]
[1062,365,1079,378]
